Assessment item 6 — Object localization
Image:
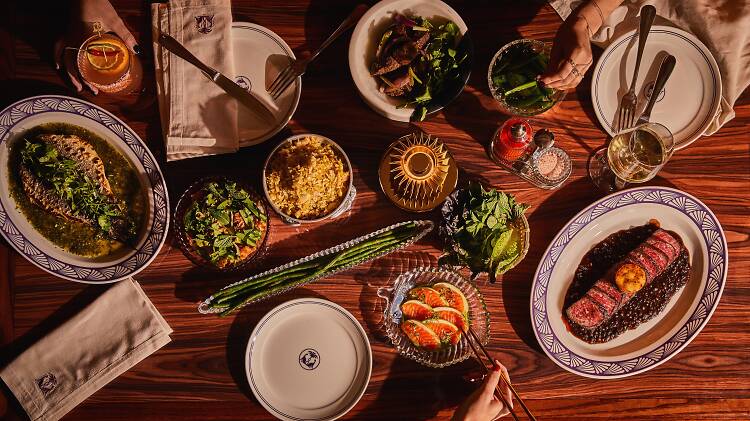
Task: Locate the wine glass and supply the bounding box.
[589,122,674,192]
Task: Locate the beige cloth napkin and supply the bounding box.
[549,0,750,134]
[0,279,172,421]
[152,0,238,161]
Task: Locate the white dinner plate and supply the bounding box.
[0,95,169,283]
[591,25,721,149]
[348,0,468,122]
[232,22,301,147]
[246,298,372,420]
[531,186,727,378]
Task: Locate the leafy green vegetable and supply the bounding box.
[490,41,557,113]
[183,181,267,268]
[439,182,529,282]
[390,16,467,121]
[20,140,133,240]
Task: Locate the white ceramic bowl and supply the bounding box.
[348,0,469,122]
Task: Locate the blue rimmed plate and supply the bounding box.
[246,298,372,420]
[591,25,721,149]
[0,95,169,283]
[531,186,727,378]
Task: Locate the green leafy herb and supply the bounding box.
[439,182,529,282]
[490,41,557,113]
[183,181,267,268]
[20,140,133,240]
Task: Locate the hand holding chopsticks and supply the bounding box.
[462,326,537,421]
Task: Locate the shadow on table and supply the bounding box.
[224,287,329,404]
[503,175,679,353]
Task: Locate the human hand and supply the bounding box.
[53,0,139,94]
[539,15,593,90]
[452,362,513,421]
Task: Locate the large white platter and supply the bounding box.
[246,298,372,420]
[0,95,169,283]
[591,25,721,149]
[531,186,727,378]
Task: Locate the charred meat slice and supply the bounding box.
[381,68,414,96]
[566,296,604,329]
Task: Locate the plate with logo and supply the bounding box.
[591,25,721,149]
[232,22,301,146]
[246,298,372,420]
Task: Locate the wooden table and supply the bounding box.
[1,1,749,419]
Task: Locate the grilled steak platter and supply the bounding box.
[563,220,691,344]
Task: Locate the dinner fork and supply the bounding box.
[636,54,676,126]
[267,4,369,100]
[616,5,656,132]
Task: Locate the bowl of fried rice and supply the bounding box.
[263,134,354,224]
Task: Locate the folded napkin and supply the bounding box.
[549,0,750,134]
[0,279,172,421]
[152,0,238,161]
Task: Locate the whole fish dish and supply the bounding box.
[7,123,147,257]
[563,220,691,344]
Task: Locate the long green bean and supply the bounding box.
[207,223,422,315]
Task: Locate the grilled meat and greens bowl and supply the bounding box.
[371,13,470,121]
[7,123,147,257]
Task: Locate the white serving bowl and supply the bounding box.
[348,0,469,122]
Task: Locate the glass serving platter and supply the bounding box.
[198,220,434,314]
[377,267,490,368]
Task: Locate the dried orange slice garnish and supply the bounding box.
[85,39,129,73]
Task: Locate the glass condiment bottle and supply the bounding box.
[492,118,532,162]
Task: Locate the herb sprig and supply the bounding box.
[439,183,529,281]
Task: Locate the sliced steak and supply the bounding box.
[587,287,618,317]
[642,243,669,271]
[652,229,681,253]
[566,297,604,329]
[593,280,624,303]
[627,249,658,279]
[645,236,678,260]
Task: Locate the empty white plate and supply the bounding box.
[232,22,301,147]
[591,25,721,149]
[246,298,372,420]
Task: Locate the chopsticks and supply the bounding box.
[465,326,537,421]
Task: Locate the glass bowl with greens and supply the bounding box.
[488,39,566,116]
[174,177,270,271]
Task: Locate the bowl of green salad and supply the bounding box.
[488,39,566,116]
[174,177,270,271]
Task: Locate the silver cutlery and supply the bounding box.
[267,4,369,100]
[636,54,676,125]
[616,4,656,132]
[157,33,277,125]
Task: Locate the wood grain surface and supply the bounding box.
[1,1,749,420]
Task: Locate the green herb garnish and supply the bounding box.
[490,42,556,113]
[183,181,267,268]
[439,182,529,282]
[20,140,133,240]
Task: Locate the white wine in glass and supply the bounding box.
[589,122,674,191]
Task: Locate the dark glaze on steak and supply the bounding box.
[563,221,691,344]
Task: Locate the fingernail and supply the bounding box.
[133,44,141,55]
[55,63,60,70]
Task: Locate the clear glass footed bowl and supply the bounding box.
[378,267,490,368]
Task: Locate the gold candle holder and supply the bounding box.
[379,132,458,212]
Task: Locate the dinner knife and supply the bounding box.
[157,33,277,125]
[636,54,676,125]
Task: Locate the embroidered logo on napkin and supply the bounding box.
[35,372,57,396]
[195,15,215,34]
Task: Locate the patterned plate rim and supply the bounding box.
[0,95,170,283]
[530,186,727,379]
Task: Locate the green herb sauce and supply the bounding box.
[7,123,148,257]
